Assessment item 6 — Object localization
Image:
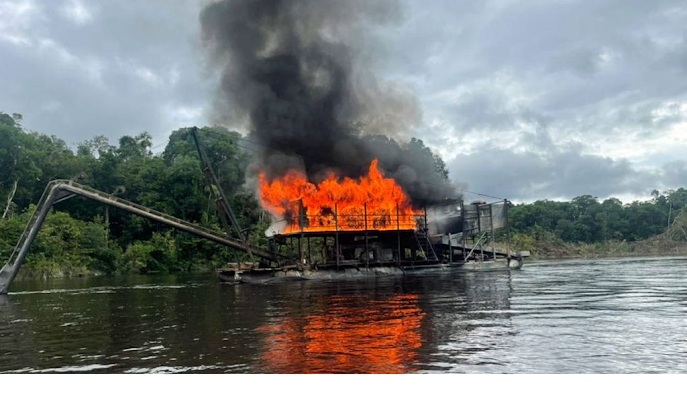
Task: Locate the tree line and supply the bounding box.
[0,111,270,277]
[507,189,687,253]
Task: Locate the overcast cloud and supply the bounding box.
[1,0,686,202]
[0,0,209,149]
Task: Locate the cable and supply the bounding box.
[461,190,505,200]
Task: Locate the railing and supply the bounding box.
[277,205,427,235]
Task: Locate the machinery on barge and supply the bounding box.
[224,197,527,284]
[0,129,527,294]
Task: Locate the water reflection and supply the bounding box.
[258,294,424,373]
[4,258,686,373]
[1,271,516,373]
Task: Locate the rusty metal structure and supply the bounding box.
[191,128,252,259]
[0,179,286,294]
[430,199,522,266]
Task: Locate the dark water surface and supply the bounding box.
[2,256,687,373]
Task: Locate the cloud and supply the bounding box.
[389,0,687,200]
[0,0,685,201]
[0,0,210,148]
[61,0,92,25]
[0,0,40,45]
[662,161,687,188]
[447,143,660,202]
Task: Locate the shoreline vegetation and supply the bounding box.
[508,190,687,261]
[1,111,686,280]
[516,220,687,261]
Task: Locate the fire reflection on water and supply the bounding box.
[257,294,425,373]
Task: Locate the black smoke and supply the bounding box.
[200,0,457,205]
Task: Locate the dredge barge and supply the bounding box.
[0,128,527,294]
[217,197,528,284]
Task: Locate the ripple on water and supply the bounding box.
[1,257,687,373]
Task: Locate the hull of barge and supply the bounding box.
[217,258,523,284]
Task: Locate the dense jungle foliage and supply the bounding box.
[507,189,687,256]
[0,111,270,277]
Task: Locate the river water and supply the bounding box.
[1,256,686,373]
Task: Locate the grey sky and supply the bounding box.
[1,0,686,202]
[0,0,209,149]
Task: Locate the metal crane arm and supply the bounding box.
[0,179,283,294]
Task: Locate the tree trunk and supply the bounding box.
[1,180,18,220]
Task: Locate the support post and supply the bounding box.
[364,203,369,269]
[505,199,511,261]
[1,182,62,294]
[396,203,401,264]
[449,232,453,264]
[335,204,340,269]
[298,199,304,264]
[490,203,496,261]
[462,200,467,262]
[477,204,483,263]
[423,205,429,235]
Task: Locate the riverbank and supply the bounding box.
[517,228,687,260]
[16,266,105,281]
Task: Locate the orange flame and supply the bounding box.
[259,159,421,234]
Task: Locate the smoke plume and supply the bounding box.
[200,0,457,204]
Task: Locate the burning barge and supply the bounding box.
[218,196,528,284]
[219,156,528,283]
[0,129,527,294]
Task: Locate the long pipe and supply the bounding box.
[1,180,283,294]
[1,182,62,294]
